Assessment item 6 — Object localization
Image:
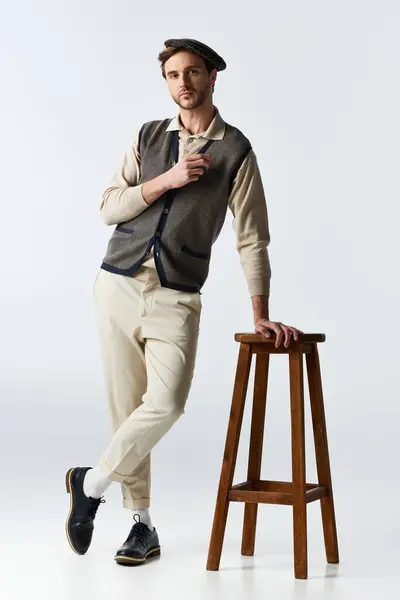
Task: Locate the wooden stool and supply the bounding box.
[206,333,339,579]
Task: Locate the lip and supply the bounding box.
[180,91,193,96]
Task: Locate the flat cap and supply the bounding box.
[164,38,227,71]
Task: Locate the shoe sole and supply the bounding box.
[114,546,161,565]
[65,467,87,556]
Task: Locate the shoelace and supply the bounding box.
[126,515,148,544]
[87,496,106,519]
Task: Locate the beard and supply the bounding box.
[174,87,210,109]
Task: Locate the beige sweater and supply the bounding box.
[100,106,271,297]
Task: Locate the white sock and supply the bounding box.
[131,508,154,531]
[83,466,113,499]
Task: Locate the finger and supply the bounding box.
[277,324,293,348]
[256,325,271,339]
[278,325,292,347]
[187,163,210,173]
[186,154,211,164]
[287,326,304,340]
[192,161,210,169]
[288,327,301,341]
[187,168,206,176]
[258,327,271,338]
[254,318,271,337]
[270,322,284,347]
[186,153,211,158]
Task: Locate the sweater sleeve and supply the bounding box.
[228,149,272,298]
[99,128,149,225]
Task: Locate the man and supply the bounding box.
[65,38,303,566]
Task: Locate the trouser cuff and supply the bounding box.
[123,497,151,509]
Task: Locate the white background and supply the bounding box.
[1,1,399,598]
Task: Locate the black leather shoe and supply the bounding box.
[114,514,161,565]
[65,466,106,555]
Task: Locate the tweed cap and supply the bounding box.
[163,38,227,71]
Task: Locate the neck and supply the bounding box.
[178,101,216,135]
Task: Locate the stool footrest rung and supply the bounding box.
[228,480,329,505]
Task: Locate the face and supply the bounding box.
[164,50,216,110]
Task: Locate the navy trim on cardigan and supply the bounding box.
[228,144,252,196]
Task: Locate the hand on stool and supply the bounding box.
[254,318,304,348]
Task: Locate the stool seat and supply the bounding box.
[206,330,339,579]
[235,332,326,343]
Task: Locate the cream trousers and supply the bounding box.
[92,265,202,509]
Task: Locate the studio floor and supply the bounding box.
[1,474,398,600]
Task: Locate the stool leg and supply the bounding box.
[289,349,308,579]
[241,352,270,556]
[206,343,253,571]
[305,344,339,564]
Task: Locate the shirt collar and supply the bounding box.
[165,105,225,140]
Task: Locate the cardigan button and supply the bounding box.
[155,231,161,238]
[163,208,169,214]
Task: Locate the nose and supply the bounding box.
[178,73,191,87]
